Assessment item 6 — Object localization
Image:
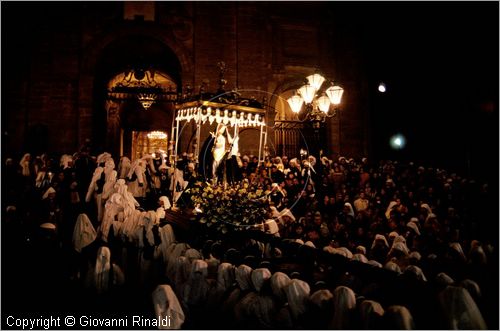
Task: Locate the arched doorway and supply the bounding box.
[92,35,183,160]
[272,84,328,158]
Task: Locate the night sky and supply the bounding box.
[358,2,498,183]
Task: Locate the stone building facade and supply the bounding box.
[3,2,370,161]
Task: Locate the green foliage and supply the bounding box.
[188,181,271,234]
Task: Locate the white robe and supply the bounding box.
[72,213,97,253]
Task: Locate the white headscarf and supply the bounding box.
[279,208,296,223]
[159,196,171,210]
[118,156,131,179]
[86,167,104,202]
[385,201,399,219]
[158,224,176,263]
[95,246,111,294]
[384,261,402,274]
[183,259,210,307]
[97,152,112,165]
[235,264,253,291]
[251,268,272,292]
[42,187,56,200]
[352,253,368,263]
[384,305,415,330]
[309,289,333,310]
[371,234,389,249]
[19,153,31,176]
[270,272,291,302]
[72,213,96,253]
[436,272,454,287]
[216,262,235,293]
[330,286,356,329]
[438,286,487,330]
[166,243,189,280]
[152,285,185,329]
[359,300,385,330]
[344,202,355,217]
[404,265,427,282]
[264,219,280,237]
[285,279,310,319]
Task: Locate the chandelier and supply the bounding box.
[287,72,344,123]
[108,68,177,110]
[147,130,168,140]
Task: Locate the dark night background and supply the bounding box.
[359,2,498,186]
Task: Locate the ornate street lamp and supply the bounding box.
[287,72,344,123]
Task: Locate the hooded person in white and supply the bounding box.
[223,264,253,320]
[152,284,185,330]
[383,305,415,330]
[92,246,125,294]
[212,262,236,301]
[235,268,275,329]
[99,193,124,243]
[359,299,385,330]
[277,278,310,329]
[270,272,291,305]
[330,285,357,329]
[183,259,211,309]
[101,159,117,202]
[72,213,97,253]
[118,156,131,180]
[158,224,175,264]
[438,285,487,330]
[308,289,334,329]
[127,159,147,198]
[166,243,190,281]
[19,153,32,177]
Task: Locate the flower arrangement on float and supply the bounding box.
[188,181,271,234]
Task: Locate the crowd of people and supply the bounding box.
[2,145,497,329]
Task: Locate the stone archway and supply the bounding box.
[78,24,194,157]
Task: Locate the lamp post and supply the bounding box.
[287,72,344,125]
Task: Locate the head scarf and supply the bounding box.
[270,272,291,302]
[159,196,171,210]
[353,253,368,263]
[344,202,355,217]
[235,264,253,291]
[152,285,185,329]
[42,187,56,200]
[279,208,296,223]
[384,261,402,274]
[19,153,31,176]
[384,305,415,330]
[367,260,383,268]
[95,246,111,294]
[309,289,333,309]
[285,279,310,319]
[72,213,97,253]
[359,300,385,330]
[183,259,210,307]
[158,224,176,263]
[330,286,356,329]
[404,265,427,282]
[251,268,272,292]
[216,262,235,293]
[436,272,454,287]
[371,234,389,249]
[438,286,487,330]
[406,222,421,235]
[460,279,481,302]
[265,219,280,237]
[385,201,399,219]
